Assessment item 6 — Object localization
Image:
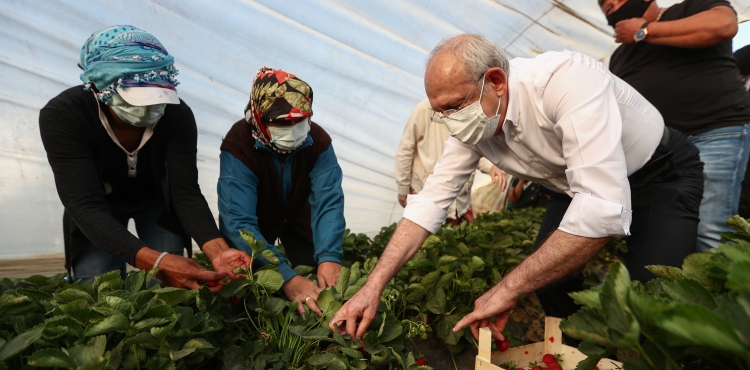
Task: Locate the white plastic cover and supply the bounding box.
[1,0,748,257]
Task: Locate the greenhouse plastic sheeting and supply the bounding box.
[1,0,749,257]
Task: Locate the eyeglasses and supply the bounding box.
[432,73,486,119]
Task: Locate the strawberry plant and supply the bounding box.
[561,215,750,369]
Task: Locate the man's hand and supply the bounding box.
[282,275,322,315]
[201,238,252,279]
[398,194,407,208]
[452,284,517,341]
[490,166,506,191]
[317,261,342,289]
[614,17,647,44]
[329,285,381,340]
[135,247,227,293]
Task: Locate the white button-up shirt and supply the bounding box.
[404,50,665,238]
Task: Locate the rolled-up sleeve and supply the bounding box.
[402,137,480,233]
[544,57,632,237]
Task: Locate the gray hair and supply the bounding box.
[427,34,510,86]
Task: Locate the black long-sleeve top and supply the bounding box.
[39,86,222,268]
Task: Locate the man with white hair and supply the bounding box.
[330,34,704,342]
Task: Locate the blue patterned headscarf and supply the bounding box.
[78,25,179,102]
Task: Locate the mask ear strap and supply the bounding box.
[478,74,487,101]
[495,96,502,116]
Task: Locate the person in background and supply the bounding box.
[506,177,548,210]
[218,67,345,315]
[39,26,250,290]
[734,45,750,219]
[329,34,704,343]
[395,99,504,224]
[600,0,750,251]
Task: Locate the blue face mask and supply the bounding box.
[268,118,311,151]
[106,94,165,127]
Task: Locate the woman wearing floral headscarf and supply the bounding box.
[39,25,250,290]
[219,67,345,314]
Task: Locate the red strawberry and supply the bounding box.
[547,364,563,370]
[542,354,557,365]
[531,367,542,370]
[495,339,510,352]
[424,315,432,324]
[359,341,367,355]
[415,357,427,366]
[206,280,221,288]
[594,367,599,370]
[228,296,240,304]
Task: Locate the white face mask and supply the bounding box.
[432,77,502,145]
[268,118,311,151]
[106,94,165,127]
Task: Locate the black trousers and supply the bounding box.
[534,128,704,344]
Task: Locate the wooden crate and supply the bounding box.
[475,317,622,370]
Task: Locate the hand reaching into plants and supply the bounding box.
[490,166,507,190]
[329,285,381,340]
[135,247,227,293]
[201,238,252,279]
[452,283,516,341]
[317,261,342,289]
[282,275,323,316]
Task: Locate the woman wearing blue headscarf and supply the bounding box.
[39,26,250,290]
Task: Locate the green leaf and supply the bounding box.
[84,312,130,336]
[437,255,458,266]
[28,348,75,368]
[656,303,748,357]
[317,290,342,319]
[598,262,640,347]
[183,338,214,350]
[569,287,602,312]
[288,326,330,340]
[336,266,351,293]
[560,308,612,347]
[0,326,43,361]
[153,287,197,306]
[259,249,281,265]
[404,284,427,301]
[339,347,364,359]
[294,265,315,276]
[0,294,35,316]
[57,299,93,325]
[254,270,284,293]
[344,278,366,300]
[239,230,261,254]
[727,260,750,293]
[93,270,122,293]
[421,271,440,289]
[308,352,336,365]
[662,278,717,309]
[125,270,146,294]
[169,347,196,361]
[224,345,246,370]
[425,287,446,314]
[469,256,485,271]
[54,289,95,305]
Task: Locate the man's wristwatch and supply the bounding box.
[634,21,650,43]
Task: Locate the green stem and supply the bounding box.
[641,332,681,370]
[635,343,659,370]
[131,344,141,370]
[451,352,459,370]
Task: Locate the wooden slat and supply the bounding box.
[478,327,493,361]
[0,253,67,279]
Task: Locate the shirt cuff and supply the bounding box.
[402,194,448,234]
[558,193,632,238]
[277,262,298,283]
[398,185,411,195]
[317,252,342,265]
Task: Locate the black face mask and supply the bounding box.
[606,0,651,27]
